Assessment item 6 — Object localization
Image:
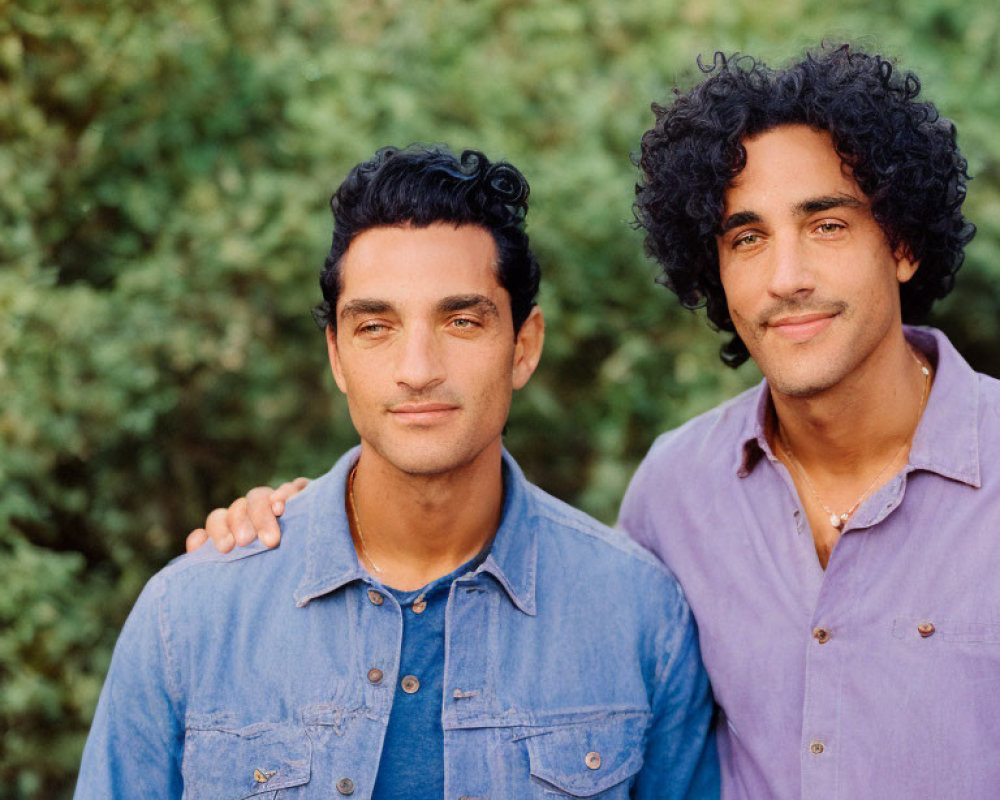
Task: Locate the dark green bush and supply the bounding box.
[3,0,997,795]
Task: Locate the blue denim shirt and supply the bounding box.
[76,449,719,799]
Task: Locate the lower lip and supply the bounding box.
[769,316,835,343]
[390,408,458,425]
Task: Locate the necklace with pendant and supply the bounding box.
[777,348,931,531]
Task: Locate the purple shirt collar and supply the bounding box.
[736,326,982,489]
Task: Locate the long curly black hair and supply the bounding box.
[635,44,975,367]
[314,145,540,333]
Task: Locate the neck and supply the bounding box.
[768,328,932,568]
[770,328,929,475]
[348,442,504,591]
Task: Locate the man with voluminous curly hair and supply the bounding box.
[622,43,1000,799]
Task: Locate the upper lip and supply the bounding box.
[767,311,836,328]
[389,402,458,413]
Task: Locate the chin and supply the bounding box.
[767,371,845,398]
[758,357,846,398]
[377,441,491,479]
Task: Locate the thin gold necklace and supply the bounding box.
[778,348,931,531]
[347,464,383,574]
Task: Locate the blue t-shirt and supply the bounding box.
[372,553,485,799]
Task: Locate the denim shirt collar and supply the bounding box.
[736,326,981,488]
[293,447,538,614]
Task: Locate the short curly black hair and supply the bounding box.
[635,44,975,367]
[313,145,540,334]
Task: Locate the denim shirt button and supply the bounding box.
[585,751,602,770]
[367,667,384,684]
[336,777,355,795]
[367,589,384,606]
[401,674,420,693]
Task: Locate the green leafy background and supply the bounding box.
[3,0,998,795]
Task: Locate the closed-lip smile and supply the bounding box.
[767,312,837,342]
[389,402,459,423]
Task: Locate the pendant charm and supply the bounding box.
[830,513,844,529]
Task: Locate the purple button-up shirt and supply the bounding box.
[620,327,1000,800]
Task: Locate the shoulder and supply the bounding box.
[976,370,1000,450]
[978,370,1000,407]
[627,383,760,501]
[519,482,697,671]
[526,481,664,570]
[149,481,319,608]
[165,498,305,575]
[523,480,689,617]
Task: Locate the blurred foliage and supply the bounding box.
[2,0,998,795]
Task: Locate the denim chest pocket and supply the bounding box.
[524,714,647,797]
[181,720,311,800]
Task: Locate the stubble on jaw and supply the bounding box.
[733,302,859,399]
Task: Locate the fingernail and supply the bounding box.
[272,502,283,515]
[220,533,234,552]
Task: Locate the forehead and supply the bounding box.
[338,223,503,304]
[725,124,864,210]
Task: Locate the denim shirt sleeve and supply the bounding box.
[634,586,719,800]
[74,574,184,799]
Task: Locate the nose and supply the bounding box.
[393,324,445,393]
[766,234,815,299]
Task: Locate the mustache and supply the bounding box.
[756,299,848,326]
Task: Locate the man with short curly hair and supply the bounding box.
[76,145,719,800]
[625,43,998,799]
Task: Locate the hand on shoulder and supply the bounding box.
[184,478,310,553]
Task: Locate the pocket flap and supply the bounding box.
[182,722,311,799]
[526,713,646,797]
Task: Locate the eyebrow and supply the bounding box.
[337,294,500,321]
[437,294,499,317]
[339,299,394,321]
[719,194,866,234]
[795,194,865,215]
[719,211,762,234]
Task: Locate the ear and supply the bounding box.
[511,307,545,391]
[894,242,919,284]
[326,326,348,395]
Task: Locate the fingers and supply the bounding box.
[206,506,236,553]
[227,498,257,547]
[246,487,282,549]
[268,477,310,516]
[185,528,209,553]
[185,477,311,556]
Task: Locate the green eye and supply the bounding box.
[816,222,844,234]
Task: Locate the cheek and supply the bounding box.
[722,281,756,327]
[719,264,747,313]
[467,362,515,416]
